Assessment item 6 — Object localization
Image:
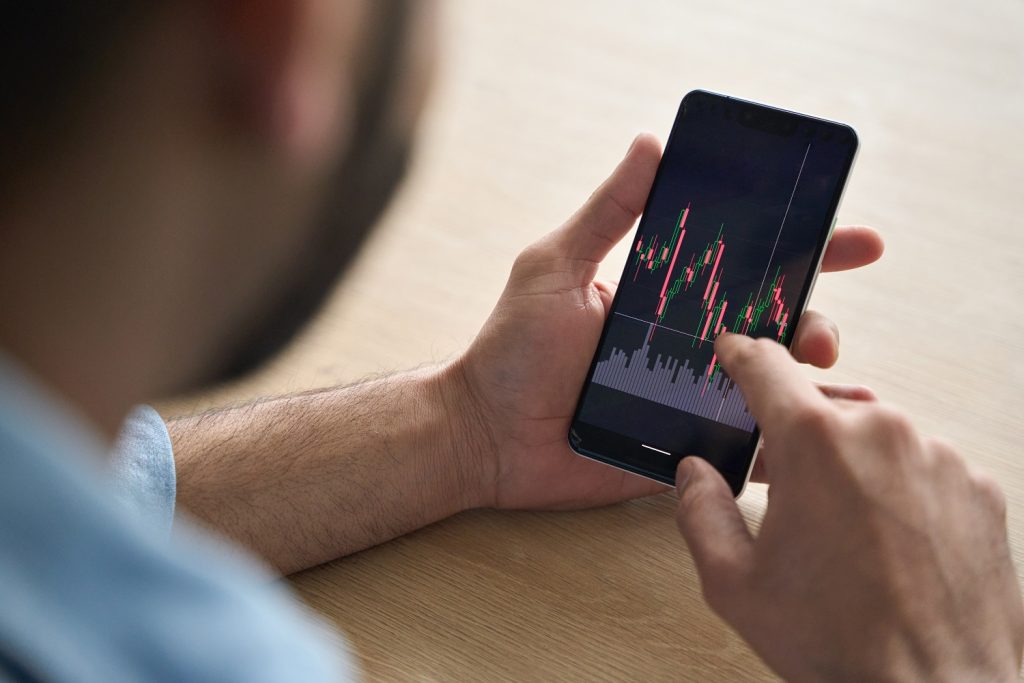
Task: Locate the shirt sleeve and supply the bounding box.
[109,405,176,534]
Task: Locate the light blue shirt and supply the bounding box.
[0,355,355,682]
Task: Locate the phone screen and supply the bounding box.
[569,90,858,495]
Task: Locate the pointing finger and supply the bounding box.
[714,333,828,433]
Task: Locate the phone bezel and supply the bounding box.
[567,89,859,497]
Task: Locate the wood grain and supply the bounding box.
[162,0,1024,679]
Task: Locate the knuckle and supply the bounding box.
[970,468,1007,518]
[731,336,775,368]
[729,342,759,371]
[923,436,963,468]
[788,401,836,437]
[752,336,782,356]
[512,242,546,272]
[867,404,917,444]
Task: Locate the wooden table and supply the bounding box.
[164,1,1024,679]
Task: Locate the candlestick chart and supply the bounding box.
[631,205,793,346]
[591,198,807,433]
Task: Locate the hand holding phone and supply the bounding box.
[453,126,880,513]
[570,90,860,494]
[675,333,1023,682]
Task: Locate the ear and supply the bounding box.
[214,0,361,165]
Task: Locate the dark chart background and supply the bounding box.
[576,94,855,477]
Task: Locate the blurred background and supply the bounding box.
[163,0,1024,680]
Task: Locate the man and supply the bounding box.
[0,2,1019,681]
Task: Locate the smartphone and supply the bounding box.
[568,90,858,496]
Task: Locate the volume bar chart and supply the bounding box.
[592,323,755,431]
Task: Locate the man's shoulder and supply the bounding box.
[0,405,350,683]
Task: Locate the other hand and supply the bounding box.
[676,333,1023,682]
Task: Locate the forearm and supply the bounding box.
[169,364,487,575]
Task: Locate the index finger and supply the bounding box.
[715,333,829,431]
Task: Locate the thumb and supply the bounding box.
[675,457,754,614]
[554,133,662,266]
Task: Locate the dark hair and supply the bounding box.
[2,5,147,191]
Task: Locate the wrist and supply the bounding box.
[428,356,499,511]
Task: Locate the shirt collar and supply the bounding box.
[0,350,110,469]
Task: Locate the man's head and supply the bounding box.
[0,1,436,435]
